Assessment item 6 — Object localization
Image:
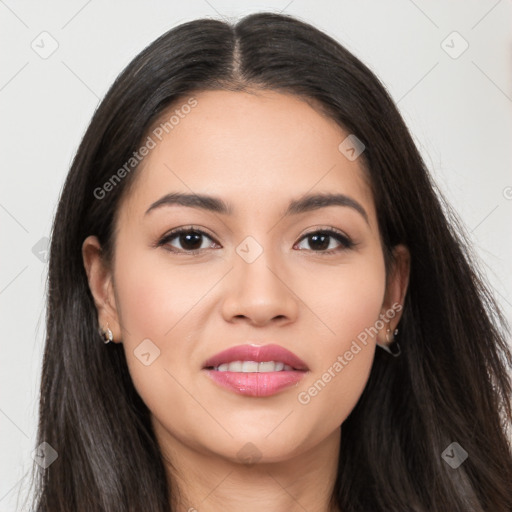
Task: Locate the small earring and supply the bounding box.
[99,322,114,344]
[377,327,401,357]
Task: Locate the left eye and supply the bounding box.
[295,230,355,253]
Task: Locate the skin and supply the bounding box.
[82,89,410,512]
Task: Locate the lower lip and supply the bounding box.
[203,369,307,397]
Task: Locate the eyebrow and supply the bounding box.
[144,191,369,224]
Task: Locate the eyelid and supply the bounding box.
[162,224,216,240]
[299,225,350,240]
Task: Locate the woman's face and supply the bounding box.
[83,89,408,464]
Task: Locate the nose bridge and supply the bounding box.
[221,233,298,324]
[235,234,288,298]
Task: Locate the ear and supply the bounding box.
[82,235,122,343]
[376,244,410,346]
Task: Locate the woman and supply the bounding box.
[27,11,512,512]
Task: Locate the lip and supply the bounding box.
[202,344,309,398]
[203,369,306,397]
[202,343,309,371]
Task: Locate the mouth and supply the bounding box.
[202,344,309,397]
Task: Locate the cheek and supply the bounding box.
[111,256,196,439]
[302,247,386,344]
[111,244,220,417]
[113,245,215,342]
[331,263,385,342]
[295,250,385,424]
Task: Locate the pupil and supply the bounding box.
[181,232,202,250]
[310,234,329,251]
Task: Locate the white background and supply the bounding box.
[1,1,511,510]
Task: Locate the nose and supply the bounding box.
[221,247,299,327]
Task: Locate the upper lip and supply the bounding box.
[202,344,309,371]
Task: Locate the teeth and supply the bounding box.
[258,361,276,372]
[214,360,296,372]
[242,361,259,372]
[226,361,242,372]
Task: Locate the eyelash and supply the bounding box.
[155,225,356,256]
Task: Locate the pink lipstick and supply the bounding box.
[202,344,309,397]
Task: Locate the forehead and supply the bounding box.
[118,89,375,226]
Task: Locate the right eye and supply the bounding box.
[156,227,219,254]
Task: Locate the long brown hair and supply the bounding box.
[26,12,512,511]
